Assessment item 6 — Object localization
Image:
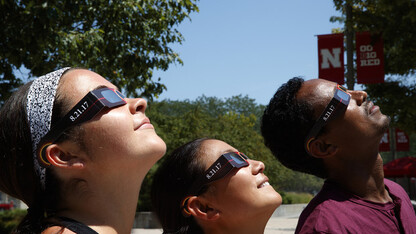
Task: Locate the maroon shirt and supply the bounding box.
[296,179,416,233]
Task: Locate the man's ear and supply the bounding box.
[186,196,220,221]
[308,138,338,159]
[45,144,85,169]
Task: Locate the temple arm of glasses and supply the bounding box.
[304,98,345,151]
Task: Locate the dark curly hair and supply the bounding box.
[261,77,328,178]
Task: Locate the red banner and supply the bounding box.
[356,32,384,84]
[395,128,410,151]
[317,33,344,84]
[379,130,390,152]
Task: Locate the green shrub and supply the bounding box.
[281,191,314,204]
[0,209,26,233]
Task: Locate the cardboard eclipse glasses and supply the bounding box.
[305,84,351,153]
[37,87,127,166]
[188,151,249,195]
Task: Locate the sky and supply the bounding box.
[154,0,344,105]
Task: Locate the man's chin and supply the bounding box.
[378,115,391,134]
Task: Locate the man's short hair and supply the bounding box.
[261,77,328,178]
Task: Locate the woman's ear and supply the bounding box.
[186,196,220,221]
[45,144,85,169]
[308,138,338,159]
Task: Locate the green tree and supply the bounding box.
[0,209,27,233]
[0,0,199,104]
[331,0,416,133]
[365,80,416,132]
[332,0,416,75]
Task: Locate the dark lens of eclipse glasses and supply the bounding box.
[102,89,124,102]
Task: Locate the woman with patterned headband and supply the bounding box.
[151,138,282,234]
[0,68,166,233]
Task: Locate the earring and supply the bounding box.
[181,196,192,217]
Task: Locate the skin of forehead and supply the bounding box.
[200,139,237,170]
[59,69,116,106]
[297,79,337,116]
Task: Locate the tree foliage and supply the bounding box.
[331,0,416,133]
[0,0,199,104]
[138,95,323,211]
[365,80,416,131]
[332,0,416,75]
[0,209,26,233]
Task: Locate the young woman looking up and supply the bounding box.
[151,138,282,234]
[0,68,166,233]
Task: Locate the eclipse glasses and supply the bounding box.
[188,151,249,195]
[37,87,127,166]
[304,84,351,153]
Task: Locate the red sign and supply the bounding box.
[0,201,13,210]
[356,32,384,84]
[383,157,416,178]
[317,33,345,84]
[379,130,390,152]
[395,128,410,151]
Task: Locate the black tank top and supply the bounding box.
[46,216,98,234]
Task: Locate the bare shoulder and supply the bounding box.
[42,226,76,234]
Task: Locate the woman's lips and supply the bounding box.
[258,181,270,188]
[138,123,154,130]
[136,118,154,130]
[258,176,270,188]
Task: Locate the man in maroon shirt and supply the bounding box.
[261,77,416,233]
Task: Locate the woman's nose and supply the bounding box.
[127,98,147,114]
[249,159,265,174]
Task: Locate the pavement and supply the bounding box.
[264,216,299,234]
[131,204,304,233]
[131,216,299,234]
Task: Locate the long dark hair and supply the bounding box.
[151,138,210,234]
[0,69,84,233]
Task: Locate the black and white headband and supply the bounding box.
[26,67,71,189]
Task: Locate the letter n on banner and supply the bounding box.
[356,32,384,84]
[317,33,344,84]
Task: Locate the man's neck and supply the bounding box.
[327,153,392,203]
